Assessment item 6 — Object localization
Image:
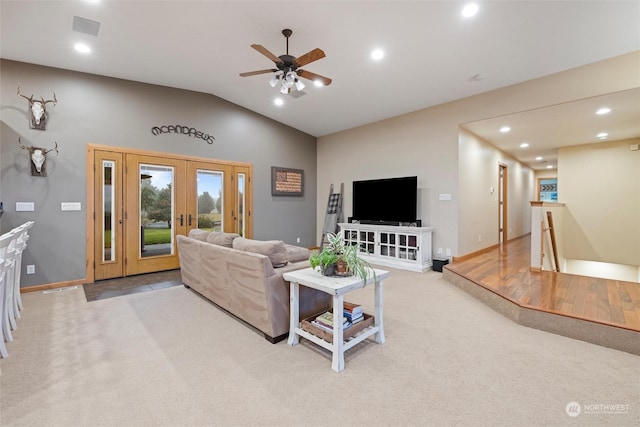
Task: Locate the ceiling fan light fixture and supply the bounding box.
[240,29,332,94]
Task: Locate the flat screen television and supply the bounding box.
[352,176,417,224]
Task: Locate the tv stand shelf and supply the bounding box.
[338,223,434,273]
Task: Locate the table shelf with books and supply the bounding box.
[301,312,374,344]
[285,267,389,372]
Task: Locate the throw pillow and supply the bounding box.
[286,244,310,263]
[189,229,210,242]
[206,232,240,248]
[233,237,289,268]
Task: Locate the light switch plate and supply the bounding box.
[439,193,452,201]
[61,202,82,211]
[16,202,35,211]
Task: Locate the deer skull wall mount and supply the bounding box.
[17,84,57,130]
[18,137,59,177]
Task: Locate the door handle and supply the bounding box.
[188,214,193,226]
[178,214,184,226]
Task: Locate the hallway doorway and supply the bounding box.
[499,162,508,243]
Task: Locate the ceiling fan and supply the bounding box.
[239,29,332,93]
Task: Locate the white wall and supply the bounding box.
[458,129,534,255]
[559,138,640,266]
[318,52,640,257]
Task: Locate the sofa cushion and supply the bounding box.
[206,231,240,248]
[189,229,210,242]
[233,237,289,268]
[286,244,310,263]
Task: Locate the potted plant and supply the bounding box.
[309,249,339,276]
[310,232,375,281]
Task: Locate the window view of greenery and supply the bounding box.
[138,166,174,255]
[197,170,224,232]
[197,190,222,231]
[103,169,236,250]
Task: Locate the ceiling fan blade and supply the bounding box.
[239,69,278,77]
[295,48,325,67]
[297,69,332,86]
[250,44,283,64]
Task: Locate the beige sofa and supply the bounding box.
[177,230,330,343]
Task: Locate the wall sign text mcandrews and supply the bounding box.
[151,125,215,144]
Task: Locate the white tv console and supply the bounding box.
[338,223,434,273]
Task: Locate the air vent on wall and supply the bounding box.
[72,16,101,36]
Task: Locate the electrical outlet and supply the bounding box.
[478,234,482,242]
[296,237,300,243]
[27,265,35,274]
[437,248,443,255]
[446,248,451,256]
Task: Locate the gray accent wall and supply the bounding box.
[0,59,317,288]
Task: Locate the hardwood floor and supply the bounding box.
[445,234,640,332]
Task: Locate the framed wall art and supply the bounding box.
[271,166,304,196]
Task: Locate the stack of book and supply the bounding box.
[310,302,365,332]
[343,302,364,324]
[311,311,350,332]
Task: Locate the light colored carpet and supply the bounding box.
[1,268,638,426]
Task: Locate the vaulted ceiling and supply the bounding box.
[2,1,638,169]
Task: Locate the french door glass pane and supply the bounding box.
[238,173,245,236]
[140,164,174,258]
[197,170,223,231]
[102,160,115,262]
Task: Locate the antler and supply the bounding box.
[40,92,57,106]
[18,137,28,150]
[43,141,59,157]
[16,84,34,102]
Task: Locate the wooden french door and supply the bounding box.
[124,154,187,276]
[91,146,252,281]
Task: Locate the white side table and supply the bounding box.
[284,267,390,372]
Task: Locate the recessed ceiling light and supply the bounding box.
[597,132,608,139]
[520,142,529,148]
[274,98,284,106]
[74,43,91,53]
[314,80,324,87]
[535,156,543,161]
[462,3,479,17]
[499,126,511,133]
[371,49,384,60]
[546,165,553,169]
[596,107,611,115]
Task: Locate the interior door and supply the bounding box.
[94,150,124,280]
[499,163,508,243]
[124,154,187,276]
